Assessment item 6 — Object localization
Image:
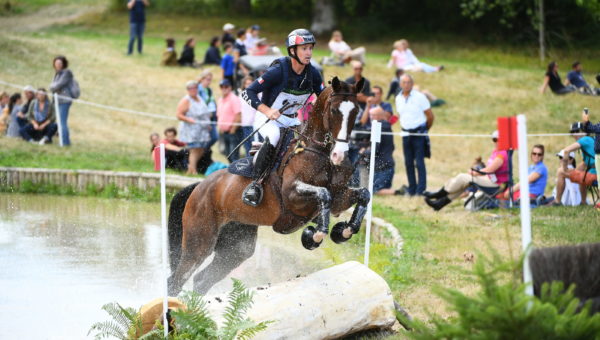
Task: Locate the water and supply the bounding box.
[0,193,332,339]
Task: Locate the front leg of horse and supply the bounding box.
[294,181,332,250]
[330,187,370,244]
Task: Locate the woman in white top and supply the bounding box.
[177,80,212,175]
[328,30,366,65]
[388,39,443,73]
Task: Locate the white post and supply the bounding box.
[517,115,533,296]
[160,144,169,337]
[364,120,381,267]
[53,93,64,147]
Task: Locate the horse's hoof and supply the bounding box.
[330,222,352,244]
[301,225,322,250]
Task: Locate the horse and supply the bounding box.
[167,76,370,295]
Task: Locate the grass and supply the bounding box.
[1,0,600,328]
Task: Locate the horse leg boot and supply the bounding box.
[243,138,276,207]
[331,187,370,244]
[297,182,332,250]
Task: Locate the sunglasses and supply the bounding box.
[531,152,544,156]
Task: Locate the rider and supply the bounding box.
[240,28,324,206]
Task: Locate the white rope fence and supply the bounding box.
[0,79,586,137]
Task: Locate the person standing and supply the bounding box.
[196,70,218,146]
[217,79,242,163]
[396,74,434,196]
[221,43,235,88]
[127,0,149,55]
[176,81,212,175]
[49,55,75,146]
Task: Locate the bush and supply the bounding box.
[404,250,600,339]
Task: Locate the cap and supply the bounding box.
[556,150,576,159]
[185,80,198,89]
[491,130,499,139]
[223,23,235,31]
[23,85,35,92]
[219,79,232,87]
[255,38,267,45]
[251,24,260,30]
[570,122,583,133]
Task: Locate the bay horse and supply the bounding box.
[167,76,370,295]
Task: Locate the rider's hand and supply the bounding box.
[266,108,281,120]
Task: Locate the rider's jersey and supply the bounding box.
[241,57,324,117]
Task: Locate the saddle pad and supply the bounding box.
[228,156,254,178]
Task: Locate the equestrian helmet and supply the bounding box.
[286,29,316,49]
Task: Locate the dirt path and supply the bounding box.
[3,3,105,33]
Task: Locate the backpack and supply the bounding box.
[69,78,81,99]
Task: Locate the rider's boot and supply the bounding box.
[242,139,276,207]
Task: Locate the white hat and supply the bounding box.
[556,150,576,159]
[23,85,35,92]
[223,23,235,31]
[491,130,499,139]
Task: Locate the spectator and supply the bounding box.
[234,29,249,87]
[19,85,35,128]
[153,128,188,171]
[203,37,222,65]
[540,61,576,95]
[566,61,599,96]
[178,38,198,67]
[582,108,600,157]
[550,122,596,206]
[360,86,403,195]
[20,88,57,144]
[176,80,212,175]
[238,76,256,156]
[221,23,236,46]
[161,38,178,66]
[127,0,149,55]
[503,144,548,202]
[234,29,247,58]
[49,55,75,146]
[221,42,235,87]
[0,91,8,111]
[387,39,443,73]
[216,79,241,163]
[244,24,261,51]
[425,130,508,211]
[551,151,581,206]
[6,93,23,137]
[327,30,366,65]
[0,93,9,135]
[396,74,434,196]
[386,69,446,107]
[197,70,218,147]
[345,60,372,184]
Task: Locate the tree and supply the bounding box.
[311,0,336,35]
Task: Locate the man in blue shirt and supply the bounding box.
[127,0,149,55]
[551,122,597,206]
[567,61,599,96]
[240,28,324,206]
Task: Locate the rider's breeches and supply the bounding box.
[257,115,299,147]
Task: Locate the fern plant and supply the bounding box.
[89,279,271,340]
[403,250,600,340]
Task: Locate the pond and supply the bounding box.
[0,193,333,339]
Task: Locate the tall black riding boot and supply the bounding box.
[242,139,276,207]
[425,196,452,211]
[424,187,448,199]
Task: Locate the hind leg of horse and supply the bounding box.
[191,223,259,294]
[292,180,332,250]
[330,187,370,244]
[167,220,219,296]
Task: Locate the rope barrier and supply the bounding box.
[0,78,588,137]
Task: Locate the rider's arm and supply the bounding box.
[241,63,282,110]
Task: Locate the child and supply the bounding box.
[161,38,178,66]
[220,42,235,88]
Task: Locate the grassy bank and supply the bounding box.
[1,1,600,326]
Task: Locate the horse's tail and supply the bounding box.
[168,182,200,273]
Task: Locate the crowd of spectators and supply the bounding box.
[540,61,600,96]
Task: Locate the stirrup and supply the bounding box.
[242,182,263,207]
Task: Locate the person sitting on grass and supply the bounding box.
[327,30,366,65]
[550,122,596,206]
[539,61,576,95]
[386,69,446,106]
[387,39,443,73]
[178,38,199,68]
[203,37,222,65]
[161,38,178,66]
[503,144,548,203]
[19,88,57,145]
[551,150,581,206]
[424,130,509,211]
[566,61,599,96]
[6,93,23,138]
[150,128,189,171]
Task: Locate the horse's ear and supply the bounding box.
[331,76,342,92]
[355,77,365,94]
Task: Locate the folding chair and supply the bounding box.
[588,180,599,205]
[464,150,514,211]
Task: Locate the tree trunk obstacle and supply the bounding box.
[141,261,399,339]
